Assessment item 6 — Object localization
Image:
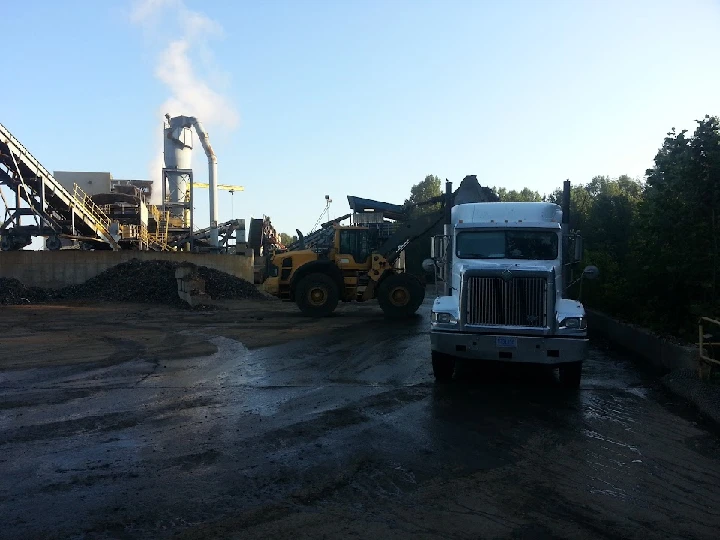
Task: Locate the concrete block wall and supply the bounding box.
[0,250,255,289]
[586,309,698,372]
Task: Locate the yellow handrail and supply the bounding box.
[72,183,112,232]
[698,317,720,380]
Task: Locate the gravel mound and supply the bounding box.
[57,259,181,304]
[0,278,50,305]
[196,266,266,301]
[3,259,266,306]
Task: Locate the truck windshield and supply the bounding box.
[456,230,558,260]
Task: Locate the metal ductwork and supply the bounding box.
[163,114,220,250]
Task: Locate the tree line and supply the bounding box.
[406,115,720,341]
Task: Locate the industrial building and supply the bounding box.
[0,116,246,254]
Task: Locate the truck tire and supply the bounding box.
[559,362,582,388]
[432,351,455,382]
[377,273,425,318]
[295,272,339,317]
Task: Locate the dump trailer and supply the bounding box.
[426,180,599,387]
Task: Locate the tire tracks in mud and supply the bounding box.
[4,311,720,540]
[0,393,218,446]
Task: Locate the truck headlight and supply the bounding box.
[559,317,586,330]
[432,312,457,324]
[268,264,279,277]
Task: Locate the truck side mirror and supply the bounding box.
[583,265,599,280]
[574,234,583,263]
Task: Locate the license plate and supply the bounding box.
[496,336,517,348]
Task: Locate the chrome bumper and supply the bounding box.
[431,331,588,365]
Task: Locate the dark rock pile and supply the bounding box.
[0,278,50,305]
[56,259,182,304]
[2,259,266,306]
[196,266,266,300]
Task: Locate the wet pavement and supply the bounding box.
[1,296,720,539]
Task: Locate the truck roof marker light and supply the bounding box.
[459,219,463,223]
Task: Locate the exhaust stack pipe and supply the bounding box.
[561,179,571,292]
[444,179,453,296]
[191,119,219,250]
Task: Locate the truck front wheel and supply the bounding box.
[295,273,339,317]
[377,273,425,318]
[559,362,582,388]
[432,351,455,382]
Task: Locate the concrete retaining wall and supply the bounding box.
[587,309,698,372]
[0,250,255,289]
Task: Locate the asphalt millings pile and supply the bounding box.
[57,259,181,304]
[196,266,266,300]
[22,258,268,306]
[0,278,50,305]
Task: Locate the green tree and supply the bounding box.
[493,187,543,202]
[579,176,643,316]
[279,232,298,246]
[405,174,442,216]
[545,176,643,316]
[635,116,720,334]
[400,175,443,281]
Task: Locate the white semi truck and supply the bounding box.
[425,180,598,387]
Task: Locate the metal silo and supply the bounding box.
[163,115,193,223]
[162,114,221,251]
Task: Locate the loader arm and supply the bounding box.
[376,210,445,266]
[371,175,496,277]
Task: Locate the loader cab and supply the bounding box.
[335,226,375,267]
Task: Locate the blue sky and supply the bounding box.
[2,0,719,242]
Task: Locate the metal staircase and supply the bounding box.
[0,122,119,250]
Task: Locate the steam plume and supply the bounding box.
[131,0,238,203]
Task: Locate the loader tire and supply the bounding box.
[295,272,339,317]
[378,273,425,318]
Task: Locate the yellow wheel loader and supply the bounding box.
[261,217,436,317]
[259,176,493,318]
[260,198,451,318]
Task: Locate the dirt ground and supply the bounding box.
[0,296,379,370]
[2,293,720,540]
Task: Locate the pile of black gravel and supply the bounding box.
[3,258,266,307]
[0,278,51,305]
[56,259,182,305]
[196,266,266,300]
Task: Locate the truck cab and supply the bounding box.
[428,200,597,387]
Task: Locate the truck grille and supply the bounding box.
[465,276,548,327]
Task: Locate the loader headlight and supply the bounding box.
[559,317,586,330]
[432,312,457,324]
[268,264,279,278]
